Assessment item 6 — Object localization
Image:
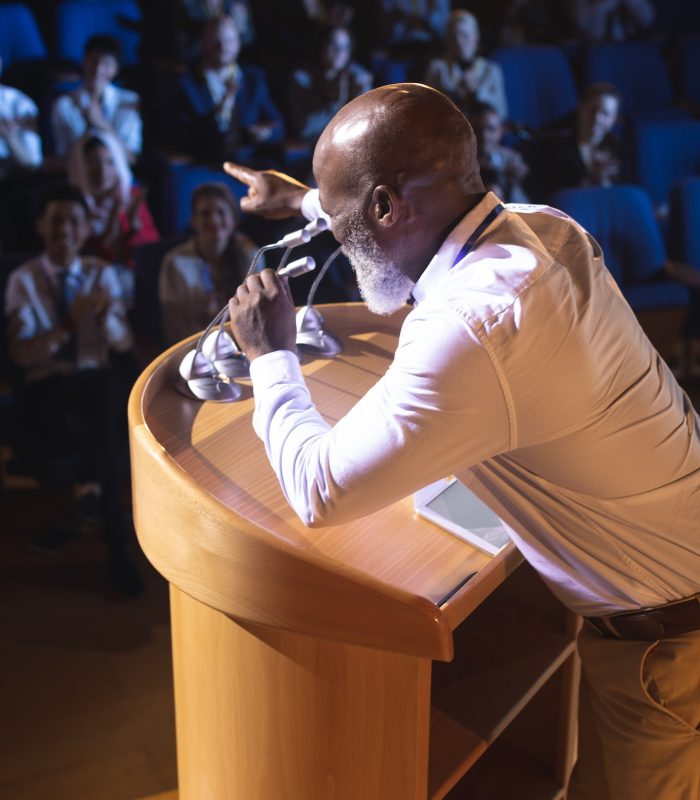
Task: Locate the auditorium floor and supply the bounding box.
[1,375,698,800]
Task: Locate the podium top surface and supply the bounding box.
[129,303,519,660]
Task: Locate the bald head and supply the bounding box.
[314,83,481,203]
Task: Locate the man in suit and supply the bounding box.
[172,14,284,167]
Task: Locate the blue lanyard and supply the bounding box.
[451,203,505,267]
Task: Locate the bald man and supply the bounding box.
[225,84,700,800]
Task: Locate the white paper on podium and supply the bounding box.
[414,477,511,556]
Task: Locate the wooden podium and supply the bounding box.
[129,303,580,800]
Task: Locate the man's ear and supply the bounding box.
[369,185,400,229]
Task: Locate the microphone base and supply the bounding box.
[297,331,343,357]
[174,375,243,402]
[295,305,343,357]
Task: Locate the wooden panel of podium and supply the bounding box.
[129,303,580,800]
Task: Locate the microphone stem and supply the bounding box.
[196,303,229,353]
[246,243,277,278]
[307,246,343,307]
[276,246,293,275]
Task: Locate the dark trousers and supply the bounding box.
[16,366,133,556]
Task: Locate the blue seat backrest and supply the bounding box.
[651,0,700,35]
[551,185,665,286]
[583,41,673,117]
[668,177,700,267]
[162,164,248,237]
[491,46,578,129]
[0,4,47,66]
[634,119,700,207]
[54,0,142,66]
[681,36,700,107]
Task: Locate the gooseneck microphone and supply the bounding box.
[177,218,328,402]
[295,246,344,357]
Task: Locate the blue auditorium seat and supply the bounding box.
[54,0,142,67]
[159,163,248,237]
[668,177,700,342]
[668,177,700,267]
[583,41,682,121]
[551,184,689,313]
[0,4,47,67]
[650,0,700,35]
[491,46,578,130]
[633,119,700,208]
[680,35,700,108]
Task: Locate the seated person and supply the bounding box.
[0,56,42,178]
[289,25,372,147]
[3,184,142,595]
[67,130,159,272]
[159,181,259,345]
[52,35,142,164]
[171,15,284,167]
[0,55,43,252]
[565,0,655,42]
[379,0,451,56]
[471,101,529,203]
[424,10,508,120]
[525,83,622,203]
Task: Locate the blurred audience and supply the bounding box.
[379,0,451,56]
[526,83,623,202]
[67,130,159,276]
[52,35,142,164]
[4,184,142,595]
[565,0,655,42]
[170,15,285,166]
[0,56,42,178]
[471,101,530,203]
[159,181,259,345]
[289,24,372,146]
[0,55,43,254]
[424,10,508,119]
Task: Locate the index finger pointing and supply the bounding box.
[223,162,259,187]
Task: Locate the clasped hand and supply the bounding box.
[228,269,297,362]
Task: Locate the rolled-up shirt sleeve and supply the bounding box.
[250,305,511,527]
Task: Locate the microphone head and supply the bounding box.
[277,255,316,279]
[276,228,312,248]
[201,330,250,378]
[303,217,328,236]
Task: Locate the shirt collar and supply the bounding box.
[411,191,503,305]
[43,254,82,279]
[78,82,117,112]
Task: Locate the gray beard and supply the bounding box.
[341,209,415,315]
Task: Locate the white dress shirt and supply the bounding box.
[51,82,142,158]
[0,84,42,168]
[250,190,700,616]
[5,254,133,382]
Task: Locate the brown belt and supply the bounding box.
[585,593,700,641]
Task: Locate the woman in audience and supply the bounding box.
[159,181,259,345]
[67,131,159,274]
[525,83,623,203]
[424,10,508,120]
[289,24,372,146]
